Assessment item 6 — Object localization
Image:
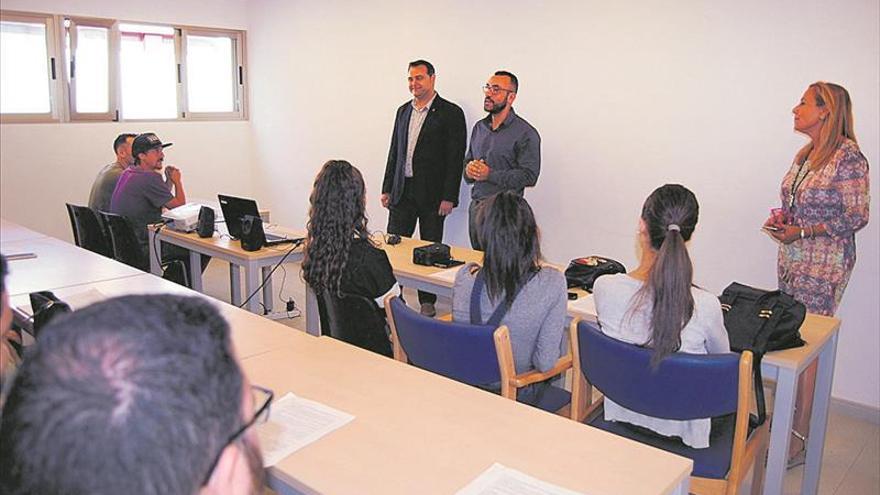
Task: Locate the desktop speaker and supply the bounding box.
[240,214,265,251]
[197,206,215,238]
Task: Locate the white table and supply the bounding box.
[0,218,50,244]
[243,337,692,495]
[9,273,311,360]
[1,236,143,297]
[148,224,304,314]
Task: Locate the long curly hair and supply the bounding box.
[301,160,371,295]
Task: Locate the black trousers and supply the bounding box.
[387,179,445,305]
[468,198,485,251]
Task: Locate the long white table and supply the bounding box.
[244,337,692,495]
[0,218,50,244]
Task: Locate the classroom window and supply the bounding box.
[65,18,114,119]
[119,23,178,120]
[1,10,247,123]
[0,12,60,122]
[184,32,237,114]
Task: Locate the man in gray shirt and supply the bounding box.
[87,133,136,212]
[464,70,541,249]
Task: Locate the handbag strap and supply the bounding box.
[470,269,534,327]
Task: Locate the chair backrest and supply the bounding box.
[65,203,111,257]
[97,211,148,271]
[316,290,392,357]
[577,320,741,420]
[386,296,501,385]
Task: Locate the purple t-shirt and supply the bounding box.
[109,167,173,246]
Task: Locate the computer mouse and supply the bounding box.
[387,234,401,245]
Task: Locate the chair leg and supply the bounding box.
[749,435,769,495]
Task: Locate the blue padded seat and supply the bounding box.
[577,320,746,480]
[388,296,570,413]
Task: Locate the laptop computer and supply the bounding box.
[217,194,295,246]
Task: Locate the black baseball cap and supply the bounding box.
[132,133,173,158]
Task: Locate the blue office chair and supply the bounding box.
[569,319,768,495]
[385,295,571,414]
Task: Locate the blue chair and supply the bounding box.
[569,319,768,495]
[385,295,571,414]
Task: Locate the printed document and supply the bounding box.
[255,392,355,467]
[456,463,586,495]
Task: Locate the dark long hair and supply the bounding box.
[475,192,542,304]
[633,184,699,368]
[301,160,371,295]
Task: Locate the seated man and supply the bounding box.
[0,294,267,495]
[109,132,208,276]
[88,133,136,212]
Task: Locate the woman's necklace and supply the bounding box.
[788,159,811,212]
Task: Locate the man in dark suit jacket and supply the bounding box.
[381,60,467,316]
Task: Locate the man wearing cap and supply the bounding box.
[110,132,185,249]
[110,133,207,277]
[88,133,136,212]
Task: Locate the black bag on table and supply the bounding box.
[719,282,806,427]
[564,256,626,293]
[28,291,72,337]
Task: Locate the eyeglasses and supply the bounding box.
[483,84,516,95]
[202,385,274,485]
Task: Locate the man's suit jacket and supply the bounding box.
[382,94,467,209]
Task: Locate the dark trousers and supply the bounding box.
[387,179,444,305]
[468,198,485,251]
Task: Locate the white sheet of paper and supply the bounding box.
[428,265,462,284]
[255,392,355,467]
[567,293,597,318]
[455,463,586,495]
[16,287,107,318]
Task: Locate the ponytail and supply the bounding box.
[633,185,699,369]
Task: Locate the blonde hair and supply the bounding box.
[795,82,857,170]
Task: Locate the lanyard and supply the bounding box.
[788,160,810,211]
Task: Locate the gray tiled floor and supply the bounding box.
[202,260,880,495]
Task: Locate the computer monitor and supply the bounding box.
[217,194,262,239]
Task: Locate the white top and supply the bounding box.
[593,273,731,448]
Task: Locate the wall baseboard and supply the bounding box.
[831,397,880,425]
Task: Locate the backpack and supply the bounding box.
[564,256,626,292]
[719,282,806,426]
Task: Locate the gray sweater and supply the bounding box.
[452,263,567,374]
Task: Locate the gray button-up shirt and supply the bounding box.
[463,108,541,200]
[404,94,436,177]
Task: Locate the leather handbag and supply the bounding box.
[28,291,72,337]
[564,256,626,292]
[719,282,806,426]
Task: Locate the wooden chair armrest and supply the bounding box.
[437,313,453,322]
[582,393,604,421]
[511,354,573,388]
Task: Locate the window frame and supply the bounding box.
[64,16,117,121]
[0,10,248,123]
[0,10,63,123]
[180,27,247,121]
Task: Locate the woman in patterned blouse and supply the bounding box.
[763,81,870,465]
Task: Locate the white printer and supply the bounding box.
[161,203,206,232]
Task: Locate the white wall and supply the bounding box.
[0,0,254,241]
[246,0,880,409]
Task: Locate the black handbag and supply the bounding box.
[719,282,806,427]
[564,256,626,292]
[28,291,72,337]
